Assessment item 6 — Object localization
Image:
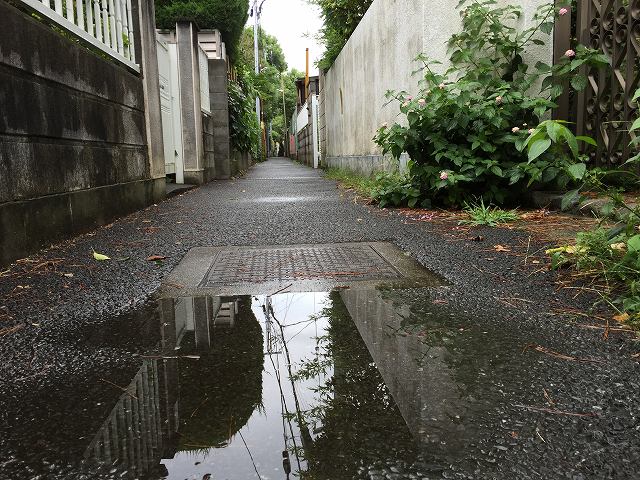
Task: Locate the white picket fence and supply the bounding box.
[19,0,139,71]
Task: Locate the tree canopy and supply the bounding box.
[155,0,249,56]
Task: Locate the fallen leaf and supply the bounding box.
[146,255,167,261]
[494,245,510,252]
[532,260,541,264]
[613,312,630,323]
[470,235,484,241]
[610,242,626,252]
[63,273,74,278]
[93,251,110,261]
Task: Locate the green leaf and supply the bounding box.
[490,165,503,177]
[627,234,640,252]
[576,135,597,146]
[567,163,587,180]
[561,189,580,211]
[570,74,587,91]
[564,130,579,157]
[540,22,554,34]
[630,117,640,132]
[528,138,552,162]
[93,251,110,261]
[546,121,562,142]
[632,88,640,102]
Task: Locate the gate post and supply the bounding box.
[176,21,205,185]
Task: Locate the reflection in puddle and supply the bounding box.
[2,286,531,479]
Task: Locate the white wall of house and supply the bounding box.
[323,0,554,161]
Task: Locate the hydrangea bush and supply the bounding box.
[373,0,608,207]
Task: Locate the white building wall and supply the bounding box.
[323,0,554,163]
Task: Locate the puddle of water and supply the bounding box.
[1,286,540,479]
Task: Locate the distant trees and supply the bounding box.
[235,27,301,152]
[155,0,249,56]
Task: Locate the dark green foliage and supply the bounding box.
[228,66,261,158]
[311,0,373,70]
[374,0,608,207]
[155,0,249,56]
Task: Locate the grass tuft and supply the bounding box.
[459,198,520,227]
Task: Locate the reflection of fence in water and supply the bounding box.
[83,360,170,476]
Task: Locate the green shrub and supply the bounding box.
[374,1,608,207]
[311,0,373,70]
[228,68,260,159]
[369,171,423,208]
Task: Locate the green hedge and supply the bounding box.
[155,0,249,56]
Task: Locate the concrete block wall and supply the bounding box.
[0,2,164,266]
[322,0,553,176]
[202,113,216,181]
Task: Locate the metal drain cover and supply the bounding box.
[200,243,401,287]
[162,242,443,295]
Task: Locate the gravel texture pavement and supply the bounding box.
[1,158,639,479]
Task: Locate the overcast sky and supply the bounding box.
[249,0,324,75]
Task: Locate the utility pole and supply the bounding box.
[281,76,287,156]
[252,0,261,126]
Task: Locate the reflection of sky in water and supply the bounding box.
[161,292,331,480]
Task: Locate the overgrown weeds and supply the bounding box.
[324,168,377,198]
[460,199,519,227]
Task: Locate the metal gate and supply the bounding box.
[573,1,640,167]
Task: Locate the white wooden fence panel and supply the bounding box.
[17,0,139,71]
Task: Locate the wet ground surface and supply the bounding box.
[1,158,640,479]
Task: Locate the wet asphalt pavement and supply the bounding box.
[1,158,640,479]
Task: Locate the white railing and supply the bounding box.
[19,0,139,71]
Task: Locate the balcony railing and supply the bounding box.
[19,0,139,71]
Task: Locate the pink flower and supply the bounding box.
[559,7,568,16]
[406,96,413,101]
[439,83,446,89]
[512,127,520,133]
[439,171,449,180]
[565,49,576,58]
[402,101,409,108]
[418,98,426,106]
[528,128,535,134]
[495,96,503,104]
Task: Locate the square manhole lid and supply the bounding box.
[200,243,401,287]
[162,242,443,296]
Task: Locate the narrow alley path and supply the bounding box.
[1,158,639,479]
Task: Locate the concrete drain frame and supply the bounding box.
[161,242,443,297]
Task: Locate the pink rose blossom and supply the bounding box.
[559,7,568,16]
[512,127,520,133]
[439,171,449,180]
[565,49,576,58]
[406,96,413,101]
